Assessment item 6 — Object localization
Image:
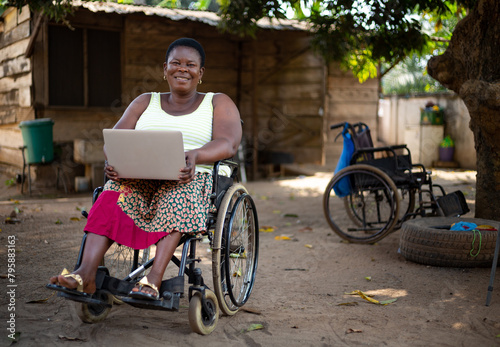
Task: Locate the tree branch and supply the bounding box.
[430,36,450,43]
[379,56,404,79]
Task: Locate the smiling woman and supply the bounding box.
[48,37,242,303]
[163,38,206,102]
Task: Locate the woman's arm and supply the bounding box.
[113,93,152,129]
[179,93,242,183]
[104,93,152,180]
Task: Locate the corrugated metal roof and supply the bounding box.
[72,1,308,31]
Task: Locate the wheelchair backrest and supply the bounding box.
[350,123,374,162]
[351,123,374,151]
[331,121,416,180]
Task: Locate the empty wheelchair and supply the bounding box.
[47,160,259,335]
[323,122,469,244]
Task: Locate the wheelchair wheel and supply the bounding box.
[212,184,259,316]
[188,289,219,335]
[323,164,400,244]
[397,187,416,223]
[103,245,153,304]
[104,244,153,280]
[77,290,113,323]
[344,187,414,228]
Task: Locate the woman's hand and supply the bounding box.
[179,150,198,183]
[104,161,120,181]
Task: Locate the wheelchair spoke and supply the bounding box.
[104,244,152,280]
[228,206,252,299]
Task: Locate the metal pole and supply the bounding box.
[486,229,500,306]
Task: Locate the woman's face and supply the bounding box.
[164,46,204,92]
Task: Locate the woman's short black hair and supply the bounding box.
[165,38,206,67]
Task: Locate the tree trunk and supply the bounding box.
[427,0,500,220]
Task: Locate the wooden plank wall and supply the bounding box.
[238,31,325,171]
[40,14,240,142]
[0,6,33,168]
[323,62,380,168]
[33,12,242,184]
[121,15,239,105]
[36,10,125,144]
[1,6,358,179]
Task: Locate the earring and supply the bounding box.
[198,80,203,85]
[163,75,167,80]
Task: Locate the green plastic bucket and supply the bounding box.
[19,118,54,164]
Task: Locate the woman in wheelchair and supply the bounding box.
[49,38,242,301]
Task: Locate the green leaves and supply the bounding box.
[4,0,75,22]
[218,0,475,82]
[4,178,15,187]
[4,0,476,84]
[218,0,289,37]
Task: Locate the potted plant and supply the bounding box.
[420,101,444,125]
[439,135,455,162]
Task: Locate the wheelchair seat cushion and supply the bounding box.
[85,173,213,250]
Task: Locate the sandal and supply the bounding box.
[59,268,84,291]
[128,277,160,301]
[46,268,90,297]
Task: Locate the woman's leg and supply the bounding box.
[130,231,182,296]
[49,232,113,294]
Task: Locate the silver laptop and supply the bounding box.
[103,129,186,180]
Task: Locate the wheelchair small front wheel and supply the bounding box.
[188,289,219,335]
[76,291,113,323]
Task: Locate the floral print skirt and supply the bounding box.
[84,173,213,249]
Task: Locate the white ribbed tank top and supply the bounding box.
[135,92,228,176]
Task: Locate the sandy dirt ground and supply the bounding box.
[0,168,499,347]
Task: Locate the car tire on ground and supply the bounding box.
[400,217,500,267]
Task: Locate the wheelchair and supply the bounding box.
[46,160,259,335]
[323,122,469,244]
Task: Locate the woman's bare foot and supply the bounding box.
[49,271,96,294]
[129,275,161,299]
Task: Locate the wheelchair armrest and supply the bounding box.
[352,145,413,174]
[411,163,426,172]
[388,144,408,151]
[213,159,239,179]
[352,146,402,163]
[355,144,408,156]
[212,159,238,190]
[211,159,239,207]
[92,186,104,204]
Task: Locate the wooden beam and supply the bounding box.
[321,64,328,165]
[83,29,88,107]
[258,45,310,85]
[251,41,258,180]
[24,13,43,58]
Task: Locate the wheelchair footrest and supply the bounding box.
[159,276,184,296]
[119,294,180,311]
[101,275,134,296]
[55,289,112,307]
[437,190,470,217]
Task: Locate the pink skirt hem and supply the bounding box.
[84,191,169,249]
